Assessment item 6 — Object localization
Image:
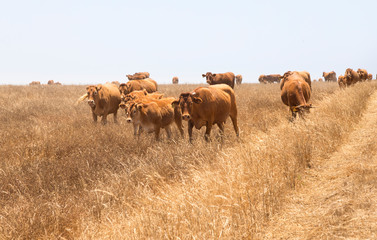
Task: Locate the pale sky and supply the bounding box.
[1,0,376,85]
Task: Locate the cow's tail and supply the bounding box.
[75,93,88,106]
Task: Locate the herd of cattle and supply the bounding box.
[67,68,375,141]
[29,80,62,85]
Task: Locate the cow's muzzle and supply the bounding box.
[87,100,95,107]
[182,114,191,121]
[126,118,132,123]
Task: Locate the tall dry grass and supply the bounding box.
[0,81,374,239]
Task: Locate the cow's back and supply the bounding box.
[102,83,121,114]
[213,72,235,89]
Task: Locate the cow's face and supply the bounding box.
[125,102,139,123]
[172,92,203,121]
[202,72,215,84]
[86,85,102,107]
[119,84,129,99]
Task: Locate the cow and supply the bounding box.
[119,89,164,109]
[280,71,311,90]
[125,97,184,140]
[280,72,313,119]
[172,84,239,142]
[338,75,346,88]
[322,71,337,82]
[258,74,282,84]
[367,73,373,80]
[29,81,40,86]
[111,81,120,86]
[126,72,150,80]
[357,68,369,81]
[119,79,158,96]
[344,68,360,86]
[172,76,179,84]
[54,82,62,85]
[47,80,54,85]
[318,78,323,82]
[235,75,243,85]
[202,72,235,89]
[78,83,121,124]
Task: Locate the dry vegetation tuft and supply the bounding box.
[0,81,375,239]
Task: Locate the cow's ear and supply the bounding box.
[143,89,148,95]
[136,104,143,110]
[212,74,216,77]
[86,86,90,91]
[192,96,203,104]
[96,85,102,91]
[171,100,179,108]
[202,74,206,78]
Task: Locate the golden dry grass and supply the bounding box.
[0,81,375,239]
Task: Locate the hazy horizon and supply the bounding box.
[1,0,376,85]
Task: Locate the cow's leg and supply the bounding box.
[132,123,139,136]
[113,111,118,124]
[154,126,161,141]
[165,125,172,139]
[217,122,225,142]
[92,113,98,123]
[188,120,194,143]
[204,122,213,142]
[101,114,108,125]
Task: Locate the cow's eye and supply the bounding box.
[133,110,136,114]
[93,92,97,95]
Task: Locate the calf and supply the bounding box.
[172,84,239,142]
[125,97,183,140]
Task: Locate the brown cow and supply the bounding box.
[338,75,346,88]
[281,72,312,119]
[280,71,311,90]
[126,72,150,80]
[367,73,373,80]
[29,81,41,86]
[119,79,158,96]
[119,89,164,108]
[172,76,179,84]
[344,68,360,86]
[111,81,120,86]
[202,72,235,89]
[357,68,369,81]
[80,83,121,124]
[322,71,337,82]
[235,75,243,85]
[54,82,62,85]
[258,74,282,84]
[318,78,323,82]
[125,97,184,140]
[172,84,239,142]
[47,80,54,85]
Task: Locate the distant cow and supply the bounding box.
[47,80,54,85]
[344,68,360,86]
[318,78,323,82]
[235,75,243,85]
[172,76,179,84]
[126,72,150,80]
[54,82,62,85]
[125,97,184,140]
[367,73,373,80]
[281,71,311,90]
[119,79,158,96]
[111,81,120,86]
[78,83,121,124]
[258,74,282,84]
[281,72,313,119]
[29,81,40,86]
[172,84,239,142]
[202,72,235,89]
[322,71,337,82]
[357,68,369,81]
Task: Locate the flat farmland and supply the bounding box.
[0,81,376,239]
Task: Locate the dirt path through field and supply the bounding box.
[262,90,377,239]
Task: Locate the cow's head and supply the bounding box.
[292,104,313,115]
[86,85,102,107]
[126,74,134,80]
[172,92,202,121]
[125,102,139,123]
[202,72,215,84]
[119,83,130,99]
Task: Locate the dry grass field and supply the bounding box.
[0,81,376,239]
